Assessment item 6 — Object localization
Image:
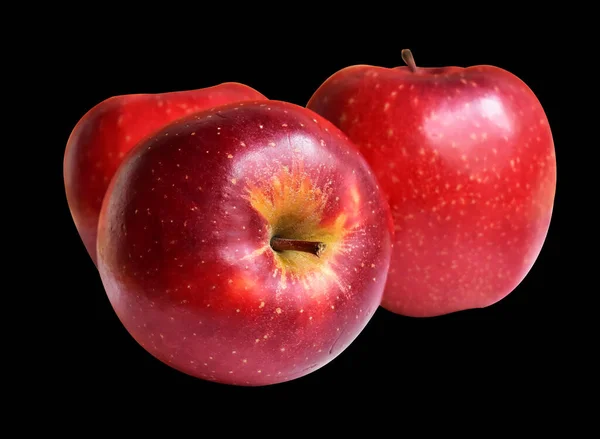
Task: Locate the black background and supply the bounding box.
[52,24,570,411]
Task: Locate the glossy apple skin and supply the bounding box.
[307,63,556,317]
[97,100,393,386]
[64,82,266,265]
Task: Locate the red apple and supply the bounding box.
[97,100,393,386]
[64,82,266,265]
[307,50,556,317]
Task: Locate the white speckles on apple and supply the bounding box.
[413,97,419,105]
[347,98,355,105]
[390,91,398,97]
[387,129,394,137]
[383,102,390,111]
[275,308,282,314]
[259,125,263,129]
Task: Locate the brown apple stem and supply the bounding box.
[270,237,326,257]
[401,49,418,73]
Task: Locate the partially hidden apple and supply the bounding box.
[307,49,556,317]
[64,82,266,265]
[97,100,393,386]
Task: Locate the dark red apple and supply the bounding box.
[97,100,393,386]
[64,82,266,265]
[307,50,556,317]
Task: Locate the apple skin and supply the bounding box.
[64,82,266,265]
[307,56,556,317]
[97,100,393,386]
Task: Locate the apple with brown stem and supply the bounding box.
[307,49,556,317]
[97,100,393,385]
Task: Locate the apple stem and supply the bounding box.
[270,237,326,257]
[401,49,418,73]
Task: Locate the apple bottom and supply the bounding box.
[382,214,552,317]
[104,275,383,386]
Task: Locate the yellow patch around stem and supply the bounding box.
[244,161,352,293]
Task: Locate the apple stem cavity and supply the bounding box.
[270,237,326,258]
[401,49,418,73]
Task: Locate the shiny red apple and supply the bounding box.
[97,100,393,386]
[64,82,266,265]
[307,49,556,317]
